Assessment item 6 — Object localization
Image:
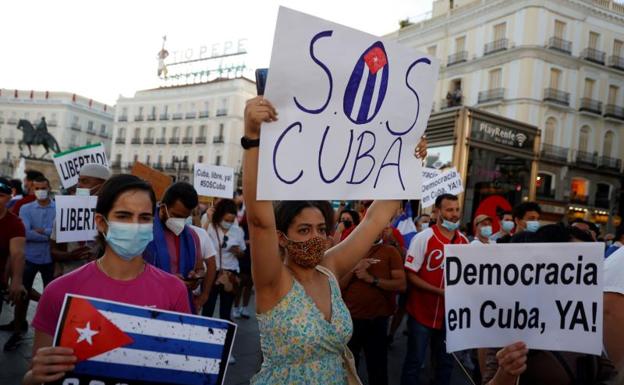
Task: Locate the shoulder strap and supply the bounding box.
[214,225,223,270]
[315,264,339,286]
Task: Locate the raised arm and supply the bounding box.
[242,97,286,300]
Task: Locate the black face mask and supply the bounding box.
[343,220,353,228]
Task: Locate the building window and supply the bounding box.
[146,155,151,165]
[578,126,591,152]
[218,123,224,137]
[544,117,556,145]
[536,172,555,199]
[608,85,619,105]
[554,20,566,39]
[584,78,595,98]
[199,125,206,137]
[133,154,138,163]
[100,124,106,134]
[118,127,125,137]
[215,155,222,165]
[138,106,144,115]
[614,39,623,57]
[185,126,193,137]
[87,121,94,131]
[571,178,589,204]
[173,127,179,137]
[427,45,437,57]
[134,127,141,138]
[603,131,614,157]
[115,154,122,162]
[595,183,611,208]
[147,127,154,138]
[198,155,204,163]
[161,127,167,137]
[455,36,466,53]
[589,31,600,49]
[488,68,502,90]
[549,68,561,89]
[493,22,506,41]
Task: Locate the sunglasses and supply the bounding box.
[222,235,229,249]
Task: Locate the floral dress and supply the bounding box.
[251,265,353,385]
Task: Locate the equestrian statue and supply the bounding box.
[17,117,61,158]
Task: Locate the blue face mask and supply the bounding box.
[525,220,540,233]
[441,219,460,232]
[501,220,515,233]
[104,220,153,261]
[480,225,493,238]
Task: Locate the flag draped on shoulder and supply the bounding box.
[52,294,237,385]
[393,202,417,247]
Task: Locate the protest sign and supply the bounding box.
[53,143,108,189]
[420,167,463,208]
[54,195,98,243]
[422,167,442,180]
[444,243,603,355]
[257,7,439,200]
[52,294,237,385]
[131,161,172,201]
[194,164,234,199]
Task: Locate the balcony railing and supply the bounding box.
[575,150,597,166]
[159,113,169,120]
[548,37,572,54]
[118,116,127,122]
[579,98,603,115]
[4,138,15,144]
[447,51,468,66]
[99,132,109,139]
[7,117,17,124]
[581,47,606,64]
[570,194,589,205]
[134,115,144,122]
[543,88,570,106]
[195,136,207,144]
[70,123,82,131]
[165,163,176,170]
[604,104,624,120]
[441,98,463,109]
[172,113,183,120]
[111,161,122,169]
[115,137,126,144]
[48,120,57,127]
[147,114,156,121]
[153,163,164,170]
[213,135,224,144]
[541,143,569,162]
[199,111,210,118]
[216,109,228,117]
[185,112,196,119]
[609,55,624,70]
[131,137,141,145]
[182,137,193,144]
[478,88,505,103]
[169,137,180,144]
[599,155,622,170]
[156,137,166,144]
[483,38,508,55]
[143,137,154,145]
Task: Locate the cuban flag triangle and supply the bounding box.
[51,294,237,385]
[392,202,417,247]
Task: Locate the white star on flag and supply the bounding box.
[76,322,99,345]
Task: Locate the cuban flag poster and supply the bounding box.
[50,294,237,385]
[258,7,440,201]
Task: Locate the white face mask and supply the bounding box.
[164,206,186,236]
[75,188,90,197]
[34,190,48,200]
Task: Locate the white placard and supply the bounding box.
[53,143,108,189]
[422,167,442,180]
[257,7,439,200]
[54,195,98,243]
[420,167,463,208]
[444,243,603,355]
[194,164,234,199]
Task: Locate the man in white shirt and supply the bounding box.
[471,214,493,245]
[188,223,217,313]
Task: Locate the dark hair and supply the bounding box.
[535,223,569,243]
[616,226,624,241]
[95,174,156,218]
[567,226,595,242]
[25,170,44,181]
[9,179,23,195]
[211,199,238,227]
[498,210,512,220]
[512,202,542,220]
[33,176,50,186]
[339,209,360,226]
[435,193,458,208]
[0,177,12,195]
[509,230,540,243]
[274,201,329,234]
[162,182,198,210]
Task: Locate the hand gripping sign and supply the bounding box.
[257,7,439,200]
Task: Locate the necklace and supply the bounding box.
[97,258,145,280]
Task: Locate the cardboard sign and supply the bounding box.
[131,162,173,201]
[420,167,463,209]
[52,294,237,385]
[53,143,108,189]
[54,195,98,243]
[194,164,234,199]
[257,7,439,200]
[444,243,603,355]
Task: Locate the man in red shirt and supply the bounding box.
[0,177,26,320]
[401,194,468,385]
[10,170,44,216]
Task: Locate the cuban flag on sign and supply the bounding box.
[343,41,389,125]
[51,294,237,385]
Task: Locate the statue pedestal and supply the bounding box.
[22,157,63,192]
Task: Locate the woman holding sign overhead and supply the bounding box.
[242,97,427,385]
[23,175,190,385]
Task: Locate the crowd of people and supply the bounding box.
[0,96,622,385]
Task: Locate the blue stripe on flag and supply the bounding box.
[89,298,231,330]
[356,70,378,123]
[344,59,365,117]
[74,360,220,385]
[124,332,224,358]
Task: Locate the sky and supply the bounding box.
[0,0,432,106]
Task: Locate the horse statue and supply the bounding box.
[17,118,61,158]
